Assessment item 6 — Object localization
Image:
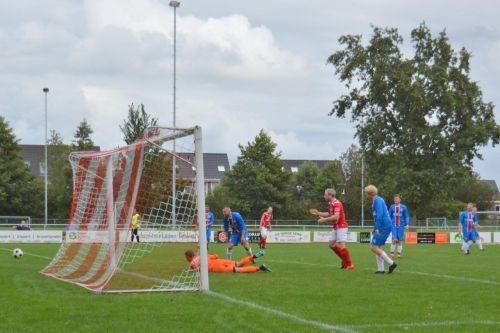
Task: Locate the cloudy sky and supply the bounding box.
[1,0,499,184]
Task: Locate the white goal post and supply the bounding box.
[42,126,209,293]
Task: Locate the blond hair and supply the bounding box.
[364,185,378,196]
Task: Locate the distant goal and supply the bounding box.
[42,126,209,293]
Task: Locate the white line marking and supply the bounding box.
[266,259,500,286]
[0,247,52,260]
[349,320,500,329]
[208,291,356,333]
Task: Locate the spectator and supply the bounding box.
[13,220,30,230]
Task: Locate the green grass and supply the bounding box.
[1,243,499,333]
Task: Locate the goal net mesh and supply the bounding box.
[42,127,206,293]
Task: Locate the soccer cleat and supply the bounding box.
[466,250,470,255]
[374,271,385,274]
[253,250,265,259]
[346,264,355,271]
[259,264,272,272]
[388,262,398,274]
[390,253,395,259]
[397,254,401,258]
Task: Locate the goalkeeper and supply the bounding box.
[130,209,140,243]
[185,249,271,273]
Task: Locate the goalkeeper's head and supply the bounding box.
[185,249,195,262]
[323,188,336,201]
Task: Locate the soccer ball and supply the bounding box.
[13,248,23,259]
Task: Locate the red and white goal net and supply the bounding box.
[42,126,209,293]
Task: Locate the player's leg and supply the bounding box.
[397,228,404,257]
[390,227,397,257]
[131,229,134,242]
[371,229,397,273]
[206,229,211,246]
[241,230,253,257]
[328,230,344,267]
[227,233,238,259]
[336,228,354,270]
[136,228,139,243]
[235,266,260,273]
[260,227,268,249]
[475,231,484,250]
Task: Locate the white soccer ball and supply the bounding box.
[13,248,23,259]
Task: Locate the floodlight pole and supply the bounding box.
[43,87,49,228]
[360,116,365,228]
[169,0,180,228]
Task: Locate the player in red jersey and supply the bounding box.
[310,188,355,270]
[259,207,273,249]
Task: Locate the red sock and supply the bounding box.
[340,248,352,266]
[331,245,344,263]
[262,238,267,248]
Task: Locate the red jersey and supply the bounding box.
[328,199,348,230]
[260,212,272,228]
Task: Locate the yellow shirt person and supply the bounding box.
[131,211,140,243]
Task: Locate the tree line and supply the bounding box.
[0,23,498,221]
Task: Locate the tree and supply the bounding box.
[120,104,158,144]
[327,23,500,218]
[220,130,291,219]
[47,130,73,219]
[73,119,94,150]
[0,116,43,217]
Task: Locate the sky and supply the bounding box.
[0,0,499,184]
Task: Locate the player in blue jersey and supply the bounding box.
[388,194,410,258]
[205,205,215,246]
[458,203,479,254]
[364,185,397,274]
[222,206,253,259]
[472,204,484,251]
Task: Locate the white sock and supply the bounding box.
[461,242,468,253]
[397,245,403,254]
[380,251,394,265]
[246,247,253,256]
[390,244,396,254]
[477,239,484,250]
[226,249,233,259]
[376,255,384,271]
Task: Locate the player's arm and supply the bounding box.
[235,213,245,231]
[310,209,330,218]
[373,199,385,233]
[404,205,410,228]
[206,213,214,228]
[318,212,339,224]
[259,214,265,228]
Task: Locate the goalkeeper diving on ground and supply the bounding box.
[185,249,271,273]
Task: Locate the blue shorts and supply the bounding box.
[206,229,212,243]
[463,231,477,242]
[391,226,405,241]
[229,230,249,246]
[371,228,391,246]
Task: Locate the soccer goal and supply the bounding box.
[42,126,209,293]
[425,217,448,230]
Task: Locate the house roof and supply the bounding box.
[176,152,230,181]
[19,144,100,178]
[481,179,499,194]
[281,159,331,172]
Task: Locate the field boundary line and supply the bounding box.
[266,259,500,286]
[348,320,500,330]
[0,247,52,260]
[208,291,356,333]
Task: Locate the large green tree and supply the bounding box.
[120,103,158,144]
[72,118,94,150]
[212,130,291,219]
[0,116,43,217]
[328,23,500,218]
[47,130,73,219]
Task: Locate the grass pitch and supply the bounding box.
[1,242,499,333]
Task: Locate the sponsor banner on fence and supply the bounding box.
[0,230,62,243]
[494,232,500,244]
[313,231,358,243]
[405,232,418,244]
[214,231,260,243]
[268,231,310,243]
[65,230,200,243]
[417,232,436,244]
[449,232,463,244]
[435,232,448,244]
[477,232,492,244]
